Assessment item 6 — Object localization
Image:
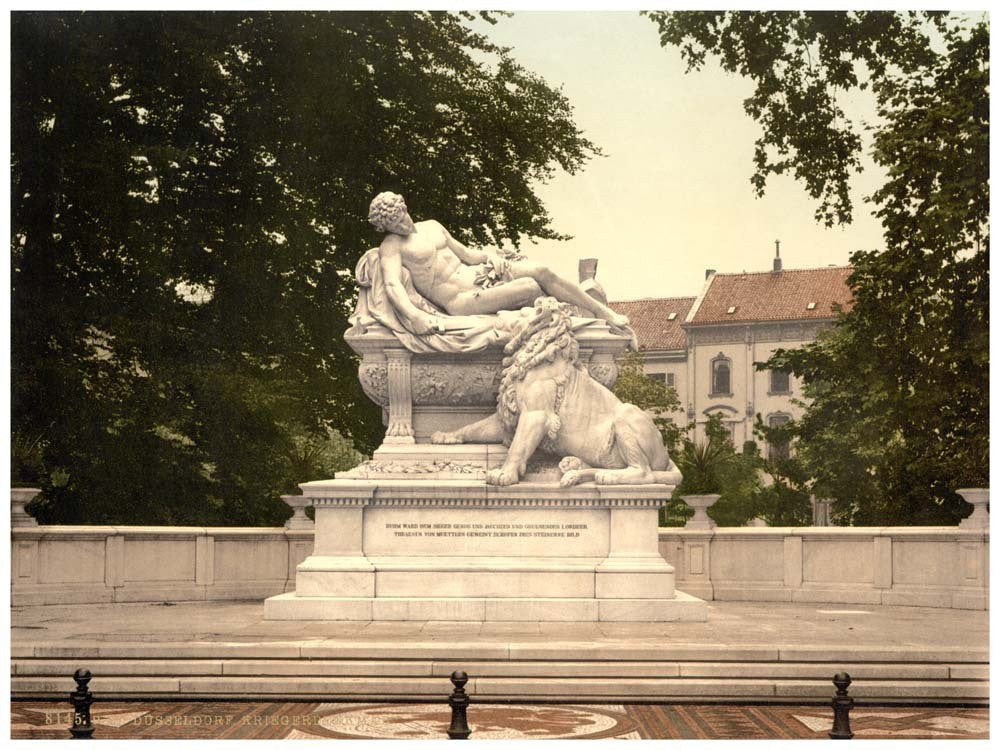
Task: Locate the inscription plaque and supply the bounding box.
[365,508,607,557]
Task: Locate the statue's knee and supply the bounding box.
[534,266,556,286]
[523,278,543,299]
[520,262,552,285]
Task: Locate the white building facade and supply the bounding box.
[611,263,853,456]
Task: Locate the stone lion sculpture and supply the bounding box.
[431,297,683,487]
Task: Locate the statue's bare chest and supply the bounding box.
[399,228,447,269]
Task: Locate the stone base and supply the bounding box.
[264,590,707,622]
[265,469,702,623]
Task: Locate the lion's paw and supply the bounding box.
[559,470,583,488]
[486,467,518,486]
[594,470,617,485]
[559,456,584,473]
[431,431,463,444]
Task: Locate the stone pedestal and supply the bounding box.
[348,321,625,443]
[281,495,314,530]
[957,488,989,529]
[272,314,706,622]
[682,494,719,530]
[265,468,706,622]
[11,488,40,528]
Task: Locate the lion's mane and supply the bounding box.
[496,299,582,447]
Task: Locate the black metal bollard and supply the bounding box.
[828,672,854,739]
[447,670,471,739]
[69,668,95,739]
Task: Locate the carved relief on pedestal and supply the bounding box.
[339,459,487,480]
[587,355,619,389]
[411,364,501,406]
[358,363,389,407]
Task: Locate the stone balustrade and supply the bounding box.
[11,522,988,611]
[10,526,314,607]
[658,526,989,610]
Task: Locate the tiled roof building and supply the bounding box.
[610,261,853,455]
[687,266,853,326]
[610,297,695,351]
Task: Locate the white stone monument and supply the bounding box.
[264,193,706,622]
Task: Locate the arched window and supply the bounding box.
[770,368,790,394]
[710,353,732,396]
[704,404,739,444]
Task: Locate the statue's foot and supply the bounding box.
[608,311,630,328]
[431,431,463,444]
[486,467,518,486]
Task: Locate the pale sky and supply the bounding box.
[468,11,889,301]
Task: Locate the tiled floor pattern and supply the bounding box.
[10,701,990,739]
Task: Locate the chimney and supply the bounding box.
[773,239,782,272]
[705,268,716,279]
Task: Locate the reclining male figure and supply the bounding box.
[368,191,630,334]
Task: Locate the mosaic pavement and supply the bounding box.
[10,700,990,740]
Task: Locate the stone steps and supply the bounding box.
[10,674,988,703]
[13,642,988,662]
[264,592,708,622]
[11,643,988,704]
[12,658,988,681]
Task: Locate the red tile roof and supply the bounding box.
[609,297,695,351]
[688,266,853,325]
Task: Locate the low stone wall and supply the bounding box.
[10,527,313,607]
[11,524,988,610]
[659,527,989,610]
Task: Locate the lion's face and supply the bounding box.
[495,297,576,442]
[502,297,570,355]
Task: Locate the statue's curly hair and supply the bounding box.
[368,191,407,232]
[496,298,581,444]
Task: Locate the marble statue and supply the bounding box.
[354,191,631,353]
[262,197,700,625]
[431,297,683,488]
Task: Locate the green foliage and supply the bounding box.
[660,416,813,528]
[611,353,687,525]
[645,10,952,227]
[283,425,366,486]
[648,11,988,525]
[11,430,47,487]
[611,351,683,453]
[668,414,764,527]
[585,377,814,526]
[11,11,598,525]
[751,418,814,526]
[673,415,735,495]
[755,480,814,527]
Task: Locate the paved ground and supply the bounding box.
[11,700,990,739]
[10,598,990,650]
[12,599,989,737]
